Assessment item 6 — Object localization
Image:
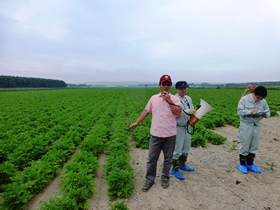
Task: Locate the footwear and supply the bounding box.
[247,164,262,173]
[161,179,169,189]
[238,164,248,174]
[247,153,255,165]
[179,165,195,172]
[142,182,153,192]
[239,155,247,165]
[170,170,185,180]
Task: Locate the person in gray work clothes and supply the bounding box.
[237,85,270,174]
[170,81,196,180]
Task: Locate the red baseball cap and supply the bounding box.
[159,74,172,83]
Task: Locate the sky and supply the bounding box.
[1,0,280,84]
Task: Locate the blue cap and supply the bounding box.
[175,81,189,89]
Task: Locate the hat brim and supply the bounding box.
[176,85,189,88]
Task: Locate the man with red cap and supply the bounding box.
[130,74,182,192]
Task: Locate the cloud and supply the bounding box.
[0,0,69,39]
[1,0,280,83]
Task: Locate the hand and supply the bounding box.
[189,109,196,115]
[129,122,138,129]
[161,91,171,103]
[251,109,258,114]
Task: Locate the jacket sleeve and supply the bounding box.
[262,99,271,118]
[237,97,252,116]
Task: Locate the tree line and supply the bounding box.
[0,75,67,88]
[223,81,280,87]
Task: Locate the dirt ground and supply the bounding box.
[27,113,280,210]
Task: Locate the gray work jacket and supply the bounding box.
[175,94,194,127]
[237,94,270,124]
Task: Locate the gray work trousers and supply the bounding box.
[239,121,261,156]
[145,135,176,184]
[173,126,191,160]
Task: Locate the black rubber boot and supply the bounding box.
[170,159,185,180]
[238,154,248,174]
[246,153,261,173]
[178,155,187,167]
[247,153,255,165]
[239,154,247,166]
[172,159,179,171]
[178,155,195,171]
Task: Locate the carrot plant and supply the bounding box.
[109,201,129,210]
[0,87,279,209]
[105,97,134,199]
[265,162,276,171]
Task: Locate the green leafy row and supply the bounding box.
[40,100,117,209]
[0,93,111,209]
[105,95,134,199]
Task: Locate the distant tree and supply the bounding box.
[0,75,67,88]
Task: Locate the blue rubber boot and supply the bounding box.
[238,154,248,174]
[246,153,261,173]
[178,155,195,172]
[170,170,185,180]
[179,165,195,172]
[247,164,262,173]
[238,164,248,174]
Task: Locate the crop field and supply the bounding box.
[0,87,280,209]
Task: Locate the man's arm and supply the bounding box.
[169,103,182,117]
[262,99,270,118]
[165,96,182,117]
[237,97,254,116]
[241,89,249,97]
[129,110,149,128]
[161,92,182,117]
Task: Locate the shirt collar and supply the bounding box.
[176,93,185,100]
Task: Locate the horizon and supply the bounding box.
[2,74,280,85]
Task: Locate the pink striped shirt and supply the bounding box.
[145,93,181,137]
